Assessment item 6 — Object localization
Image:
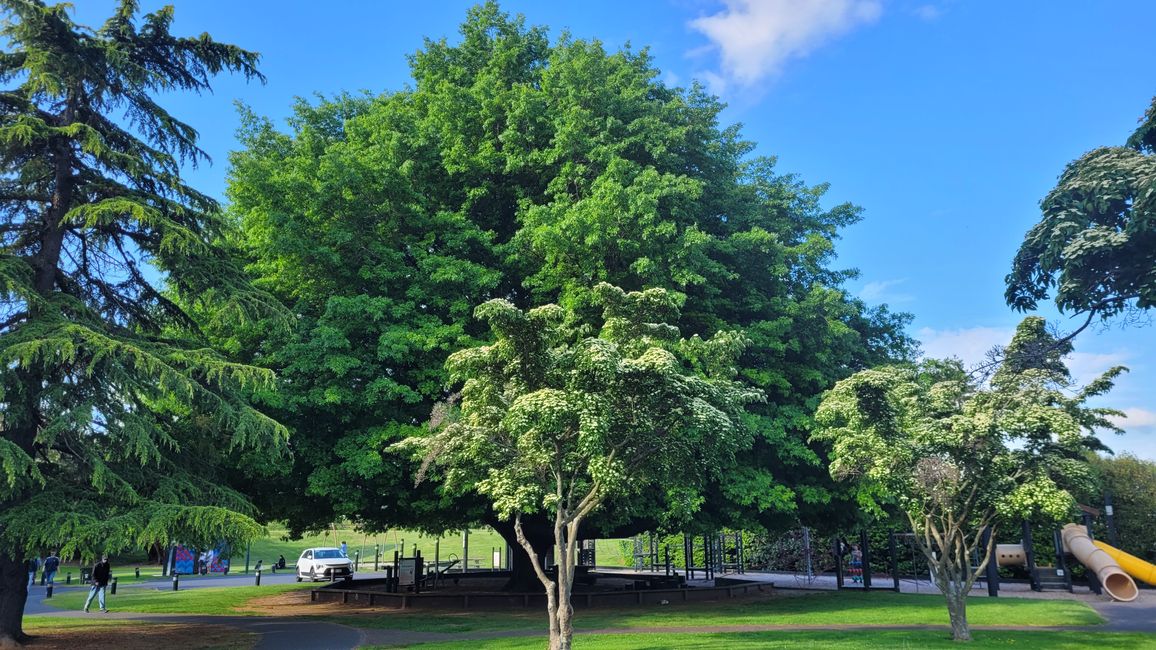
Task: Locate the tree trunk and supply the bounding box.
[552,535,575,650]
[944,589,971,642]
[491,517,552,592]
[0,552,30,648]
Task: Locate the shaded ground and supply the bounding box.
[23,620,255,650]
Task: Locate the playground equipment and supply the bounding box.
[1092,540,1156,586]
[1060,524,1138,601]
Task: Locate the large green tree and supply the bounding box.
[1006,94,1156,332]
[0,2,284,643]
[813,317,1120,642]
[1083,453,1156,562]
[225,2,912,577]
[406,284,762,650]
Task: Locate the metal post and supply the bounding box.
[255,570,261,586]
[889,530,901,593]
[833,538,845,589]
[172,574,179,591]
[1053,530,1073,592]
[802,527,813,581]
[66,573,71,585]
[683,534,693,580]
[374,544,380,572]
[354,549,360,571]
[1022,520,1041,592]
[110,577,118,595]
[981,526,999,597]
[1104,491,1120,548]
[664,545,671,576]
[135,567,140,579]
[859,529,872,589]
[703,535,711,581]
[414,550,423,594]
[463,530,469,573]
[245,542,250,575]
[46,584,53,599]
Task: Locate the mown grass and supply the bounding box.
[23,616,147,630]
[44,582,312,615]
[375,630,1156,650]
[328,591,1102,634]
[93,521,635,576]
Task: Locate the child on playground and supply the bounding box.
[850,544,863,583]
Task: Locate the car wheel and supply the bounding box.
[309,568,317,583]
[296,574,302,583]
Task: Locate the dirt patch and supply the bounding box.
[237,588,371,616]
[25,623,255,649]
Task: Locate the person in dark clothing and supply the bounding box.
[25,556,39,587]
[42,551,60,585]
[83,556,112,613]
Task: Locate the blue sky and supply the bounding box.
[75,0,1156,458]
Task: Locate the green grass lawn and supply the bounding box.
[23,616,146,631]
[45,582,312,615]
[329,591,1102,634]
[91,521,636,577]
[377,630,1156,650]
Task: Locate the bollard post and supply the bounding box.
[110,577,118,595]
[46,584,53,599]
[354,550,360,572]
[135,567,140,579]
[374,544,380,572]
[172,573,179,591]
[66,573,72,585]
[255,570,262,586]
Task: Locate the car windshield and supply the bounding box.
[314,550,344,559]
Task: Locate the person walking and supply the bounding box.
[25,555,39,587]
[340,541,348,557]
[42,551,60,585]
[83,556,112,613]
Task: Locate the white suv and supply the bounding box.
[295,547,354,582]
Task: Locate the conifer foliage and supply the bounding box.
[0,1,284,643]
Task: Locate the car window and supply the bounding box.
[315,549,343,559]
[303,551,312,560]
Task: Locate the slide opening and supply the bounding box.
[1103,573,1139,602]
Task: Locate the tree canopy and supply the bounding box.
[813,317,1122,641]
[224,1,913,557]
[1084,453,1156,562]
[0,1,283,643]
[1006,94,1156,331]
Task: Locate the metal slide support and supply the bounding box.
[981,526,999,597]
[1022,520,1041,591]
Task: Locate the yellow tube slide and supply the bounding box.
[1061,524,1138,602]
[1093,540,1156,586]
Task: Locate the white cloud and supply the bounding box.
[688,0,882,92]
[1109,408,1156,431]
[917,325,1013,367]
[1065,351,1130,388]
[859,278,913,304]
[913,4,942,21]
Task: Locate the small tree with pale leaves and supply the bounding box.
[812,317,1120,642]
[405,283,761,650]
